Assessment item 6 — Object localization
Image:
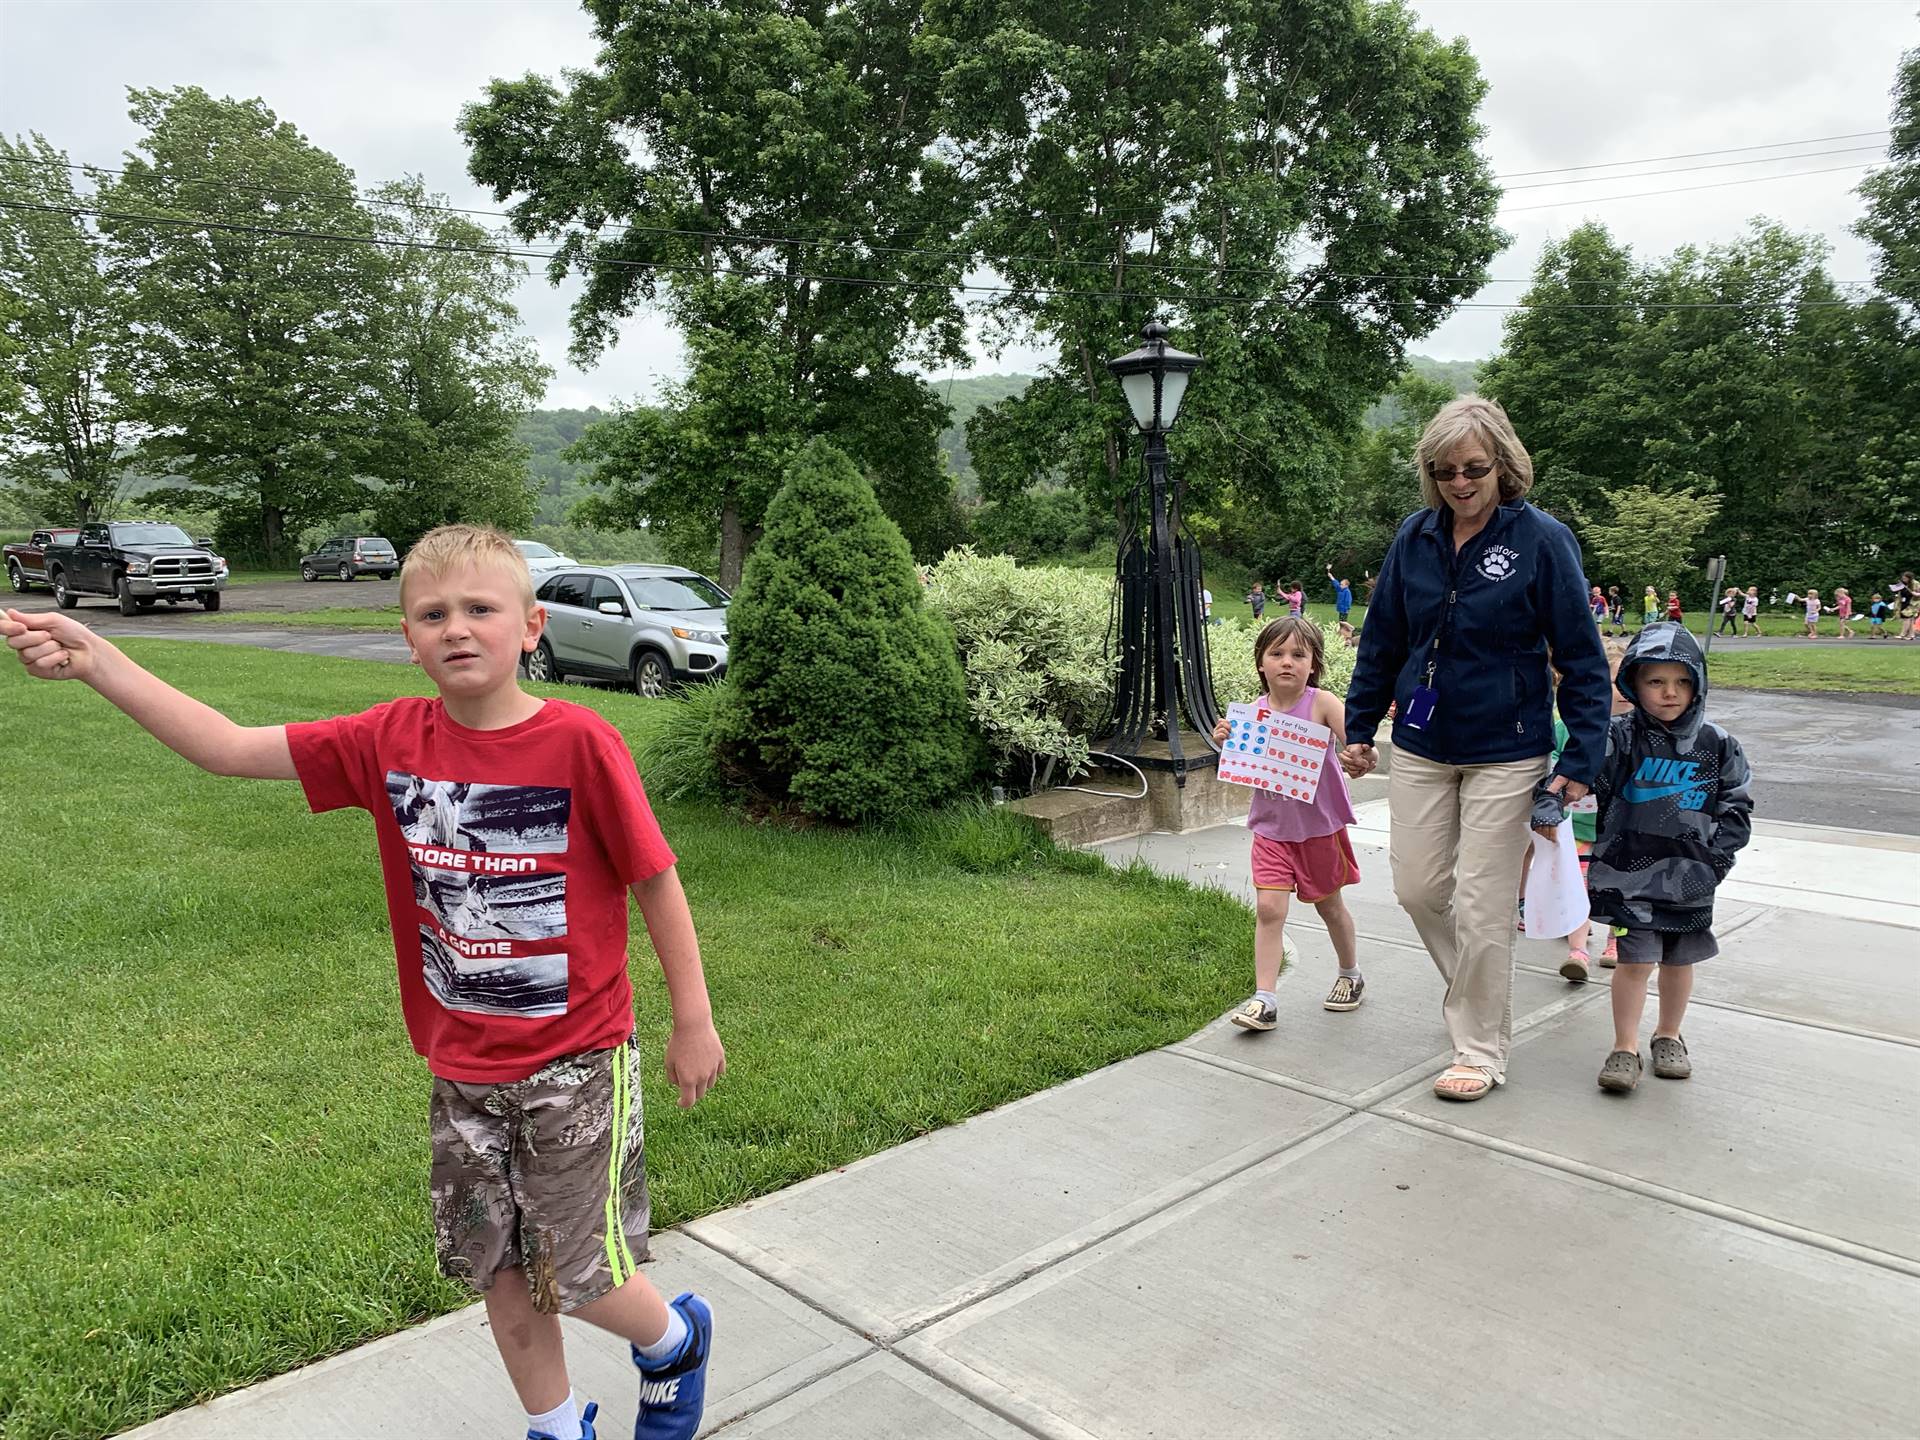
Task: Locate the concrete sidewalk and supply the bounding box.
[127,817,1920,1439]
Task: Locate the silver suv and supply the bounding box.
[529,564,730,697]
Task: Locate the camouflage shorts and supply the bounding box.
[429,1037,649,1314]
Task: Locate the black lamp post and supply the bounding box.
[1097,320,1220,786]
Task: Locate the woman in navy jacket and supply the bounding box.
[1341,396,1610,1100]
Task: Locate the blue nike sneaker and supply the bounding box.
[631,1292,713,1440]
[528,1399,597,1440]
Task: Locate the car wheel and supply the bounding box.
[382,571,395,580]
[203,591,221,612]
[631,649,672,699]
[300,563,316,581]
[51,570,77,609]
[117,574,140,617]
[338,563,352,582]
[524,638,560,684]
[6,559,24,594]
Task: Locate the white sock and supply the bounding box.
[526,1392,582,1440]
[1339,965,1361,980]
[1254,988,1279,1012]
[634,1305,689,1366]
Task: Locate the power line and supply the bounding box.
[0,153,1887,291]
[1498,143,1885,192]
[1497,129,1889,179]
[0,197,1874,313]
[1500,161,1876,214]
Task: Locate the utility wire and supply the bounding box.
[0,197,1872,313]
[1496,129,1888,178]
[0,152,1888,290]
[1498,143,1884,191]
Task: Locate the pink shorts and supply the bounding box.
[1251,830,1360,903]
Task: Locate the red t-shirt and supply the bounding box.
[287,697,676,1082]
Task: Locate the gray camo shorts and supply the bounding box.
[1614,928,1718,967]
[429,1037,649,1314]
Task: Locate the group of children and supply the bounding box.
[1782,586,1916,638]
[1217,614,1751,1096]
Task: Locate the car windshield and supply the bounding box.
[627,575,730,611]
[517,541,557,559]
[112,525,196,547]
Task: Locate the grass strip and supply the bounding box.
[0,643,1252,1440]
[1706,645,1920,694]
[204,606,402,630]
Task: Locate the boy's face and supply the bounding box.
[1633,661,1694,724]
[400,560,545,701]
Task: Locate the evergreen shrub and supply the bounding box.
[922,549,1116,783]
[709,439,976,823]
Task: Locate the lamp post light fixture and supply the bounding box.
[1097,320,1221,786]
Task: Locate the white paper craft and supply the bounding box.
[1523,818,1591,938]
[1216,701,1332,801]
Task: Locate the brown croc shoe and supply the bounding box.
[1598,1049,1642,1092]
[1650,1034,1692,1079]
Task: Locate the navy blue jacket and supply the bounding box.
[1344,501,1612,784]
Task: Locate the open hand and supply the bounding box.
[664,1018,726,1108]
[1339,743,1377,779]
[3,608,99,681]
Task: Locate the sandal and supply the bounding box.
[1432,1065,1497,1101]
[1597,1049,1642,1092]
[1560,949,1590,984]
[1650,1034,1692,1079]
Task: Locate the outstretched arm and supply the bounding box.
[630,864,725,1107]
[4,608,294,779]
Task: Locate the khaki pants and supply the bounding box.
[1388,749,1549,1081]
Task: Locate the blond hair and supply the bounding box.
[1414,394,1534,510]
[399,524,535,610]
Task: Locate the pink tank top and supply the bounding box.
[1245,688,1359,842]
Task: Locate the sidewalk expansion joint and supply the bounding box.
[1375,1107,1920,1281]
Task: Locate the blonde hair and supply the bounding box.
[1253,615,1326,690]
[399,524,535,610]
[1414,394,1534,510]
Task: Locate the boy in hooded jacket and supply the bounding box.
[1541,623,1753,1092]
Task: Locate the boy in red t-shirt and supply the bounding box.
[3,525,724,1440]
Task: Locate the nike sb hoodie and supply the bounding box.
[1586,623,1754,933]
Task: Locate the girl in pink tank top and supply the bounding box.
[1210,617,1365,1033]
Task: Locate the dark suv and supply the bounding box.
[299,536,398,581]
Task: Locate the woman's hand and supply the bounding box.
[1339,743,1377,779]
[1534,774,1588,838]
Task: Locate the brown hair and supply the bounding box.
[400,523,535,610]
[1414,394,1534,509]
[1253,615,1326,691]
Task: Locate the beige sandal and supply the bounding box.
[1433,1064,1497,1101]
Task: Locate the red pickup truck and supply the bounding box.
[5,527,80,594]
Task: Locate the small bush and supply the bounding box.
[923,548,1117,783]
[629,680,734,804]
[710,440,977,824]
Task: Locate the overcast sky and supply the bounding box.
[1,0,1912,409]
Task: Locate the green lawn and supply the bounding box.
[224,569,304,586]
[0,644,1254,1440]
[207,605,401,630]
[1706,643,1920,694]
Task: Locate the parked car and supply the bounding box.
[41,521,228,613]
[515,539,577,575]
[527,563,730,697]
[5,527,80,593]
[299,535,397,581]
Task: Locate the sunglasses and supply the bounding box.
[1426,461,1495,482]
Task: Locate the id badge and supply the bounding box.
[1403,684,1438,729]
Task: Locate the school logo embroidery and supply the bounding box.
[1477,545,1519,582]
[1622,756,1708,810]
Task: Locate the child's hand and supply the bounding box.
[1339,743,1377,778]
[664,1017,726,1108]
[3,608,99,681]
[1211,716,1230,744]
